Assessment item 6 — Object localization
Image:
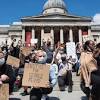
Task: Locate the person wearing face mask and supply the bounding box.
[35,50,47,64]
[30,49,57,100]
[57,44,73,92]
[58,55,73,92]
[0,50,16,94]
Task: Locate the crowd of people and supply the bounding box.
[0,38,100,100]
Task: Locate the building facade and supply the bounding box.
[91,24,100,43]
[0,0,100,46]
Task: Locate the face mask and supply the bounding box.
[37,60,46,64]
[37,57,46,64]
[0,58,5,66]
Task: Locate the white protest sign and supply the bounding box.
[31,39,38,44]
[66,42,76,58]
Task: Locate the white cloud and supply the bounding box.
[93,13,100,24]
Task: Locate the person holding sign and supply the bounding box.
[20,49,57,100]
[29,50,57,100]
[20,49,36,96]
[0,50,15,94]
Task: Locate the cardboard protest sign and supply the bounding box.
[22,63,50,88]
[0,84,9,100]
[66,42,76,58]
[21,47,32,56]
[6,55,20,68]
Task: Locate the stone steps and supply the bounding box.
[53,72,81,91]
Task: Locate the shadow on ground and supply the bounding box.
[49,97,60,100]
[81,96,88,100]
[9,98,21,100]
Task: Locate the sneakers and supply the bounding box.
[68,86,72,93]
[20,91,29,96]
[59,86,65,91]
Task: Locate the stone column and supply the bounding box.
[22,27,25,44]
[88,27,91,39]
[60,28,64,43]
[79,28,82,43]
[99,36,100,43]
[69,27,73,42]
[41,28,44,46]
[32,27,35,39]
[51,27,54,46]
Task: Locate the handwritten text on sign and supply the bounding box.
[22,63,50,88]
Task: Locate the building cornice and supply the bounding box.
[22,21,91,27]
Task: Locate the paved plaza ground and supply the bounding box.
[9,73,88,100]
[9,89,88,100]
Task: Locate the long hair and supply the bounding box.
[83,40,90,51]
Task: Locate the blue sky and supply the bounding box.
[0,0,100,24]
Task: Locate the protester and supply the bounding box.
[9,40,22,83]
[9,39,16,56]
[19,49,35,96]
[52,43,73,92]
[29,49,57,100]
[1,41,8,61]
[80,40,97,99]
[0,49,16,94]
[52,43,63,65]
[76,42,83,60]
[90,43,100,100]
[42,42,53,64]
[75,42,83,75]
[58,55,73,92]
[19,48,57,99]
[14,40,22,58]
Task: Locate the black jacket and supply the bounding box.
[0,63,15,83]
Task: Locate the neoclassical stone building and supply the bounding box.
[21,0,92,47]
[91,24,100,43]
[0,0,100,46]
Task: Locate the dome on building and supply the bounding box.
[43,0,66,10]
[43,0,67,15]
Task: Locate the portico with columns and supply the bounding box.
[21,0,92,47]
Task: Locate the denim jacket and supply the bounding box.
[49,64,57,87]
